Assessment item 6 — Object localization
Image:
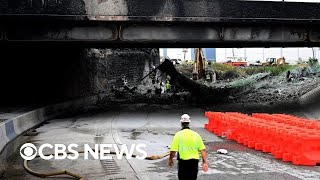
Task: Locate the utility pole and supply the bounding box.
[244,48,247,61]
[225,48,227,60]
[182,48,188,61]
[312,48,315,59]
[232,48,235,60]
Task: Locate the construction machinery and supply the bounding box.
[262,57,286,66]
[223,57,248,67]
[249,60,263,66]
[223,60,248,67]
[192,48,206,80]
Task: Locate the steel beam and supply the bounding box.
[5,24,117,41]
[1,22,320,47]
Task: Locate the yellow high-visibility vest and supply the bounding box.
[170,129,206,160]
[206,74,211,80]
[166,82,171,90]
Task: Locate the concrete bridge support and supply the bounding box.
[0,47,159,105]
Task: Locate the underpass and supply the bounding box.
[1,0,320,179]
[1,40,320,180]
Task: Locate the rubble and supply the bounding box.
[233,65,320,104]
[172,61,320,105]
[95,59,320,107]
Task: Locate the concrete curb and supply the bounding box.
[299,85,320,119]
[0,95,102,153]
[299,85,320,106]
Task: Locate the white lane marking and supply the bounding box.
[111,114,123,145]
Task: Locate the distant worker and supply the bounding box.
[206,72,211,82]
[165,80,171,92]
[150,65,157,84]
[160,81,165,94]
[212,72,217,83]
[205,69,216,83]
[168,114,208,180]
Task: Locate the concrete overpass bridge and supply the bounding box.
[1,0,320,47]
[2,2,320,179]
[1,0,320,105]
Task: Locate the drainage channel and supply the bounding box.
[101,158,121,175]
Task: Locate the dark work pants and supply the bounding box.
[178,159,199,180]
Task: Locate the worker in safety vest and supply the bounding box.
[168,114,208,180]
[165,80,171,92]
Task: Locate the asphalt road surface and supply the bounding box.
[1,104,319,180]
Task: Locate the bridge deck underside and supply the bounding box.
[1,21,320,47]
[2,0,320,47]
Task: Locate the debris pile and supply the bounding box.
[174,60,320,104]
[102,58,320,106]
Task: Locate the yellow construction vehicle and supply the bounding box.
[262,57,286,66]
[276,57,286,65]
[192,48,205,80]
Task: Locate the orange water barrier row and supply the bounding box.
[204,112,320,166]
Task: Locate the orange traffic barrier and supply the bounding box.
[204,112,320,166]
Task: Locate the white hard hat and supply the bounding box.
[180,114,191,123]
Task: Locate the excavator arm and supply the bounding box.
[192,48,206,80]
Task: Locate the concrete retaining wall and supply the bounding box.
[0,95,101,153]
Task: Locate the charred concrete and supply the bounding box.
[0,47,159,106]
[3,1,320,46]
[2,0,320,21]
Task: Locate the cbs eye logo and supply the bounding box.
[20,143,37,160]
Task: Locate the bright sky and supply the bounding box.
[160,48,320,64]
[217,48,320,64]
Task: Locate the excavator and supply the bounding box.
[192,48,216,82]
[141,48,207,83]
[192,48,206,80]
